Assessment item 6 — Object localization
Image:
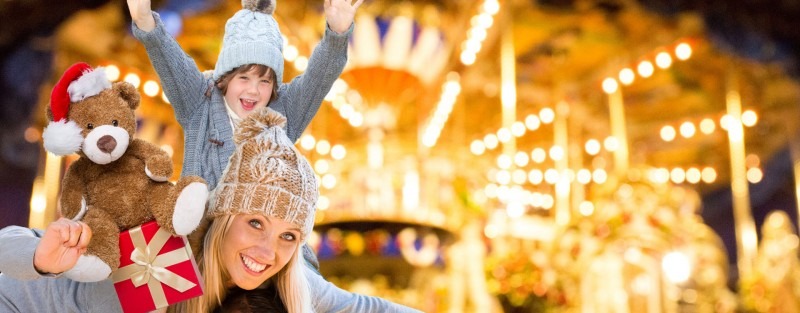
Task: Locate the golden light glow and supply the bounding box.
[531,148,547,163]
[680,121,696,138]
[700,118,716,134]
[539,107,555,124]
[602,77,619,94]
[585,139,601,155]
[603,136,620,152]
[592,169,608,184]
[637,60,655,78]
[686,167,701,184]
[331,144,346,160]
[702,167,717,183]
[525,114,541,130]
[511,121,526,137]
[661,125,676,141]
[619,68,635,85]
[315,159,330,174]
[497,154,512,169]
[316,140,331,155]
[549,146,565,161]
[512,169,527,185]
[742,109,758,127]
[471,140,486,155]
[143,80,160,97]
[747,167,763,183]
[655,51,673,69]
[528,169,543,184]
[671,167,686,184]
[484,134,499,149]
[497,127,512,143]
[579,201,594,216]
[675,42,693,60]
[300,135,316,151]
[746,154,761,168]
[105,65,121,81]
[123,73,141,88]
[514,151,529,167]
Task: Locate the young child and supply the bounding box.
[127,0,361,189]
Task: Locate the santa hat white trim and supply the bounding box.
[42,119,83,156]
[67,67,110,102]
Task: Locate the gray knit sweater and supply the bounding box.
[132,12,348,189]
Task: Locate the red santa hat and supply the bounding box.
[42,62,112,155]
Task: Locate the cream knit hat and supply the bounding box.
[213,0,284,82]
[208,108,317,238]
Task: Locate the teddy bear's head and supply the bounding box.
[42,62,141,165]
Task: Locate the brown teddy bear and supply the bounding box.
[41,62,208,282]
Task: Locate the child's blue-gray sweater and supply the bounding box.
[133,12,348,190]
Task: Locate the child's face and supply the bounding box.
[224,68,274,119]
[221,214,301,290]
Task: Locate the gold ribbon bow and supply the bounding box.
[112,226,197,308]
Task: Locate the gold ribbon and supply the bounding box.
[112,226,197,309]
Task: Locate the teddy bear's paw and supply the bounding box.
[145,165,169,182]
[63,255,112,282]
[173,182,209,235]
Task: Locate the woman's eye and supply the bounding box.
[112,120,119,127]
[248,219,262,229]
[87,123,94,130]
[281,233,297,241]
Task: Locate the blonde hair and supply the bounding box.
[169,214,313,313]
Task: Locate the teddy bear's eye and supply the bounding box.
[112,120,119,127]
[87,123,94,130]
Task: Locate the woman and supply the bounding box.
[0,109,419,313]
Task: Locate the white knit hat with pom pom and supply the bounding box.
[213,0,284,83]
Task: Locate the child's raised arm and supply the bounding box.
[325,0,365,34]
[127,0,156,32]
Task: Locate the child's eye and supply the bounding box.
[248,219,262,229]
[260,79,271,84]
[281,232,297,241]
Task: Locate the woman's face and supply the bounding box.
[223,68,274,119]
[221,214,301,290]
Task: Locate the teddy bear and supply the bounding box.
[41,62,208,282]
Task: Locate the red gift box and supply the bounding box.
[112,221,204,313]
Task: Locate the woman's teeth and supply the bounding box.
[241,255,266,272]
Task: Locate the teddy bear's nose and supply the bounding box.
[97,135,117,154]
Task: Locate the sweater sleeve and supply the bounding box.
[306,266,422,313]
[131,12,208,127]
[275,23,353,143]
[0,226,48,281]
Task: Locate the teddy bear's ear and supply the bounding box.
[113,82,141,110]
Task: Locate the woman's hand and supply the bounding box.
[33,218,92,275]
[127,0,156,32]
[324,0,365,34]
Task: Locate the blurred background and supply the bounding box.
[2,0,800,312]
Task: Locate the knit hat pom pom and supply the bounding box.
[242,0,275,14]
[235,108,287,144]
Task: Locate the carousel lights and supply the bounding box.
[422,74,461,147]
[460,0,500,65]
[123,73,141,88]
[585,139,601,155]
[105,65,121,81]
[471,140,486,155]
[661,125,677,142]
[660,111,758,142]
[143,80,160,97]
[531,148,547,163]
[514,151,529,167]
[662,251,692,284]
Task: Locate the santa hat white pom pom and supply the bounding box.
[42,120,83,156]
[67,67,110,102]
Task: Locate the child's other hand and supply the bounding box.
[324,0,365,34]
[33,218,92,275]
[127,0,156,32]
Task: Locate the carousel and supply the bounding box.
[11,0,800,312]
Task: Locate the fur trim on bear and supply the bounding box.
[42,119,84,156]
[67,67,111,102]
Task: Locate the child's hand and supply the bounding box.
[33,218,92,275]
[127,0,156,32]
[324,0,365,34]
